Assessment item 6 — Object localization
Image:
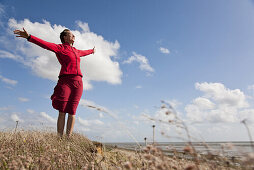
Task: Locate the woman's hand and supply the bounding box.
[93,46,96,54]
[13,28,30,39]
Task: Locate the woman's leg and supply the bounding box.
[66,113,75,137]
[65,77,82,137]
[57,111,66,136]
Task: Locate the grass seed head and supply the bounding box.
[161,104,166,109]
[183,145,193,153]
[144,154,152,160]
[184,164,196,170]
[123,161,132,169]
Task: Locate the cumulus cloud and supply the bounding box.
[0,74,18,86]
[40,112,56,123]
[192,97,215,110]
[195,82,248,108]
[2,18,122,90]
[185,82,252,123]
[164,99,182,109]
[239,109,254,123]
[138,100,182,138]
[0,107,58,131]
[18,97,29,102]
[76,21,90,32]
[159,47,170,54]
[77,117,104,127]
[123,52,154,73]
[11,113,23,122]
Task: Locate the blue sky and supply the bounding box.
[0,0,254,143]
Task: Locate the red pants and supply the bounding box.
[50,75,83,115]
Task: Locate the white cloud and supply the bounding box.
[135,85,142,89]
[77,117,90,126]
[123,52,154,73]
[40,112,56,123]
[2,18,122,90]
[18,97,29,102]
[159,47,170,54]
[77,117,104,127]
[133,121,139,125]
[11,113,23,122]
[0,107,58,131]
[94,119,104,125]
[135,85,254,142]
[192,97,215,110]
[76,20,90,32]
[185,82,251,123]
[248,85,254,91]
[0,50,23,61]
[239,109,254,123]
[185,104,204,123]
[26,109,35,114]
[164,99,182,109]
[154,107,176,123]
[0,74,18,86]
[195,82,248,108]
[78,127,91,132]
[99,113,104,118]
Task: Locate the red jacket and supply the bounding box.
[28,35,94,78]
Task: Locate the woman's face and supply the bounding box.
[64,31,75,44]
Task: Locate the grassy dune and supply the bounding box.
[1,131,253,169]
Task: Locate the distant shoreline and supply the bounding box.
[105,141,253,158]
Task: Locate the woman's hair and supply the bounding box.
[60,29,70,43]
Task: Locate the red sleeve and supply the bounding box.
[78,49,94,57]
[28,35,61,53]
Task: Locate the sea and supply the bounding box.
[106,141,253,158]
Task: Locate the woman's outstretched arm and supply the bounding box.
[14,28,61,53]
[78,46,95,57]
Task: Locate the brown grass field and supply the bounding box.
[0,130,253,170]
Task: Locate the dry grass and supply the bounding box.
[0,130,144,169]
[0,130,251,170]
[0,131,97,169]
[0,101,253,169]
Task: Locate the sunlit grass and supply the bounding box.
[0,101,253,169]
[1,129,252,169]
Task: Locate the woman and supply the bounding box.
[14,28,95,137]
